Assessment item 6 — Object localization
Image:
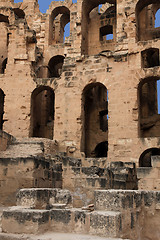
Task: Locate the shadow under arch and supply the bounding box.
[81,82,108,157]
[139,148,160,167]
[48,55,65,78]
[30,86,55,139]
[0,88,5,130]
[138,76,160,138]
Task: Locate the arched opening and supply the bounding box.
[81,83,108,157]
[48,55,65,78]
[13,8,25,19]
[94,141,108,157]
[0,89,5,130]
[0,14,9,24]
[0,14,9,75]
[155,9,160,28]
[50,6,70,45]
[139,148,160,167]
[138,77,160,137]
[30,86,55,139]
[136,0,160,41]
[141,48,159,68]
[1,58,7,74]
[81,0,116,55]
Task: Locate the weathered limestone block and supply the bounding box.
[2,208,50,234]
[16,188,72,209]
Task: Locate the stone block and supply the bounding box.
[89,211,122,238]
[2,208,50,234]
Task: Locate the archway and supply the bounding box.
[81,0,116,55]
[139,148,160,167]
[0,14,9,74]
[0,89,5,130]
[48,55,65,78]
[81,83,108,157]
[30,86,55,139]
[136,0,160,41]
[50,6,70,44]
[138,77,160,137]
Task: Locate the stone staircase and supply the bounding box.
[1,187,160,240]
[0,188,132,240]
[62,157,138,207]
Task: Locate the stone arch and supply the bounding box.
[81,0,116,55]
[139,148,160,167]
[94,141,108,157]
[138,76,160,137]
[49,6,70,44]
[136,0,160,41]
[0,89,5,130]
[81,82,108,157]
[30,86,55,139]
[0,13,9,75]
[0,8,15,25]
[141,48,159,68]
[48,55,65,78]
[13,8,25,19]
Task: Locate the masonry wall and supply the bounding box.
[0,0,160,168]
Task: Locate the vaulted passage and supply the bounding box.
[49,6,70,44]
[48,55,65,78]
[0,89,4,130]
[30,87,55,139]
[136,1,160,41]
[139,148,160,167]
[139,77,160,137]
[82,83,108,157]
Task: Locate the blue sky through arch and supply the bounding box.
[14,0,77,13]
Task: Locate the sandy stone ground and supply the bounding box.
[0,232,128,240]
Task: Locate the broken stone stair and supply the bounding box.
[0,188,131,240]
[62,156,138,207]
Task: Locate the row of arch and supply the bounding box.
[1,75,160,156]
[0,1,159,58]
[0,83,108,158]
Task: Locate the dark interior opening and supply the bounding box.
[82,83,108,157]
[13,8,25,19]
[139,77,160,137]
[31,86,55,139]
[100,25,113,41]
[95,141,108,157]
[141,48,159,68]
[0,14,9,24]
[0,89,5,130]
[139,148,160,167]
[1,58,7,74]
[48,55,65,78]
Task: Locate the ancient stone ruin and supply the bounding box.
[0,0,160,239]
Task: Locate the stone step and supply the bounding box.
[94,189,160,211]
[0,232,131,240]
[16,188,72,209]
[1,207,122,238]
[89,211,122,238]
